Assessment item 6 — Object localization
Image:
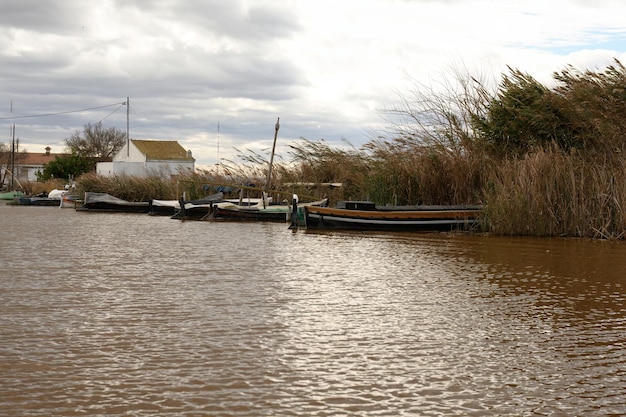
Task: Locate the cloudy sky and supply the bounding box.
[2,0,626,167]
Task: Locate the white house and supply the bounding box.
[1,147,69,187]
[97,139,195,177]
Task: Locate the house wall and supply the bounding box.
[0,165,39,185]
[113,142,146,162]
[95,162,114,176]
[97,140,195,178]
[24,166,41,182]
[96,162,148,177]
[147,161,194,176]
[96,161,195,177]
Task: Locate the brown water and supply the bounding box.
[1,204,625,416]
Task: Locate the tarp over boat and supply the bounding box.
[77,192,151,213]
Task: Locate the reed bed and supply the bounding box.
[280,139,371,202]
[362,143,485,206]
[76,172,181,201]
[20,179,67,196]
[65,60,626,239]
[483,148,626,238]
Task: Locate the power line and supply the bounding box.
[99,103,126,122]
[0,102,126,120]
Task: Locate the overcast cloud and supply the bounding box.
[2,0,626,166]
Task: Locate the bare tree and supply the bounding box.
[65,122,126,160]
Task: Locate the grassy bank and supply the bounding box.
[64,60,626,239]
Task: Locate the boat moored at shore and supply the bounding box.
[0,190,24,201]
[291,200,482,232]
[210,194,329,222]
[77,192,151,213]
[166,192,225,219]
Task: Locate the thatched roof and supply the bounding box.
[132,140,195,161]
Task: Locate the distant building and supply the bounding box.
[96,139,195,177]
[1,147,69,186]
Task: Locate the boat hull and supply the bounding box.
[170,205,213,220]
[150,200,180,216]
[77,202,151,213]
[18,197,61,206]
[77,192,151,213]
[60,194,79,208]
[211,198,328,222]
[302,205,481,231]
[212,205,290,222]
[168,193,225,220]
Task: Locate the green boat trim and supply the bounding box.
[0,191,25,200]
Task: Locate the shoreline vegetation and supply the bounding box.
[17,60,626,239]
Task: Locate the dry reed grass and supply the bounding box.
[77,172,181,201]
[66,61,626,239]
[484,147,626,238]
[22,179,67,195]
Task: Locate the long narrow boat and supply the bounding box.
[210,195,329,222]
[76,192,151,213]
[150,199,180,216]
[17,195,61,206]
[152,193,224,218]
[211,202,291,222]
[165,192,224,219]
[293,200,482,231]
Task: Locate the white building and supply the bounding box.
[97,139,195,177]
[1,147,68,186]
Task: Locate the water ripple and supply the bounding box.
[1,207,625,415]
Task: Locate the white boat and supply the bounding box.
[210,194,329,222]
[162,192,224,219]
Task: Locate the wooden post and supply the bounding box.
[264,117,280,208]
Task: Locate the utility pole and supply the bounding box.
[9,101,13,190]
[126,97,130,157]
[11,124,15,191]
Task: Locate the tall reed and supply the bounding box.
[75,170,229,202]
[484,147,626,238]
[363,140,485,205]
[69,61,626,239]
[281,139,372,202]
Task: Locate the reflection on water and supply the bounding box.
[1,205,625,416]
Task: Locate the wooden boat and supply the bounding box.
[210,194,329,222]
[76,192,151,213]
[158,192,224,219]
[210,199,290,222]
[150,199,181,216]
[292,200,482,231]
